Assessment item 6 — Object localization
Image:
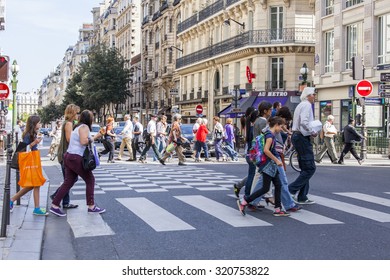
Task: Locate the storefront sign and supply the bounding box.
[257,91,289,97]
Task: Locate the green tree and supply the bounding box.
[37,101,63,124]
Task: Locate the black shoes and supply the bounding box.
[178,162,187,166]
[159,159,166,165]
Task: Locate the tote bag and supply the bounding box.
[18,150,46,187]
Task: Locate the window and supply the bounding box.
[271,57,284,89]
[270,6,283,40]
[325,30,334,73]
[345,22,363,69]
[320,101,332,124]
[325,0,334,16]
[378,14,390,65]
[346,0,363,8]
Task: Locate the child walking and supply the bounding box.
[10,115,48,216]
[237,117,290,217]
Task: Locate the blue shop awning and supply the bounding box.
[218,95,257,118]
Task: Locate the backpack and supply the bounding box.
[142,128,149,141]
[247,131,272,168]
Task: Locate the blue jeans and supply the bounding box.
[214,139,223,159]
[288,133,316,202]
[243,155,256,197]
[195,141,209,158]
[155,137,166,161]
[278,161,296,210]
[223,141,238,160]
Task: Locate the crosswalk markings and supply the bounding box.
[73,190,106,195]
[196,187,230,191]
[101,187,132,191]
[121,179,150,183]
[188,182,216,186]
[135,189,169,193]
[128,183,159,188]
[66,200,115,238]
[175,195,272,227]
[310,195,390,222]
[116,197,195,232]
[160,185,193,189]
[335,192,390,208]
[96,182,127,186]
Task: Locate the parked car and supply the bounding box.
[39,128,51,136]
[90,124,101,142]
[114,126,124,149]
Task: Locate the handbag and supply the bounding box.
[261,160,278,178]
[11,142,28,170]
[166,142,177,153]
[18,149,46,187]
[93,144,100,167]
[82,140,97,171]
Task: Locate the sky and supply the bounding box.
[0,0,101,92]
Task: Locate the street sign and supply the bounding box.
[380,91,390,98]
[0,82,10,99]
[356,80,373,97]
[246,66,256,84]
[170,88,179,95]
[379,83,390,90]
[195,104,203,114]
[380,73,390,82]
[232,108,241,112]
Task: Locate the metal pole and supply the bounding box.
[1,134,13,237]
[14,131,20,205]
[360,67,367,160]
[235,87,238,150]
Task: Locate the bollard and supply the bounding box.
[0,134,13,237]
[14,132,20,205]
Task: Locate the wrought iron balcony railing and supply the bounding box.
[160,1,169,12]
[198,0,223,23]
[176,28,315,69]
[173,0,181,6]
[177,13,198,34]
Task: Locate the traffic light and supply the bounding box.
[0,55,9,81]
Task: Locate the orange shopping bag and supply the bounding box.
[18,150,46,187]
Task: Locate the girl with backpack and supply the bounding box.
[237,117,290,217]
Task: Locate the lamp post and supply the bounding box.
[223,18,245,30]
[10,60,19,137]
[300,63,309,85]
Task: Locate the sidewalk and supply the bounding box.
[315,153,390,167]
[0,163,50,260]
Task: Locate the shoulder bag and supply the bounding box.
[82,140,97,171]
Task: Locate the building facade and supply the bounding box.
[314,0,390,154]
[174,0,315,123]
[16,91,39,119]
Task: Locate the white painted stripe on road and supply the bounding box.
[116,197,195,232]
[96,178,122,182]
[219,185,234,188]
[116,175,141,179]
[100,187,132,191]
[96,182,127,186]
[94,174,114,177]
[72,190,105,195]
[66,200,114,238]
[160,185,193,189]
[175,195,272,227]
[310,195,390,222]
[141,177,171,180]
[196,187,230,191]
[127,183,159,188]
[135,189,168,193]
[335,192,390,207]
[187,182,216,186]
[122,179,150,183]
[175,178,204,182]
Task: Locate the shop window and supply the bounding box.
[341,100,353,130]
[320,100,332,124]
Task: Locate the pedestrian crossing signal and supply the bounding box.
[0,56,9,82]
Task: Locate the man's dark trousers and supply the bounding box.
[288,132,316,202]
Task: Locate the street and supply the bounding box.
[38,137,390,260]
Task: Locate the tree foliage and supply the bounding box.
[61,44,131,122]
[37,101,63,124]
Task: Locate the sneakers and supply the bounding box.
[236,198,248,216]
[297,199,315,205]
[233,184,240,198]
[178,162,187,166]
[138,158,146,163]
[204,158,212,162]
[50,207,66,217]
[286,205,302,212]
[358,159,364,165]
[33,208,49,216]
[273,208,290,217]
[10,201,14,213]
[88,205,106,214]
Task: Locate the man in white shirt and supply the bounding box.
[315,115,338,163]
[288,87,317,205]
[116,114,134,161]
[139,114,163,163]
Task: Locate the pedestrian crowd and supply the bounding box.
[9,90,366,220]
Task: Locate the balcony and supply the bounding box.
[197,91,202,99]
[155,71,159,78]
[142,16,149,25]
[177,14,198,34]
[152,11,161,22]
[160,1,169,12]
[226,0,240,6]
[176,28,315,69]
[173,0,181,6]
[265,80,286,91]
[182,93,187,101]
[190,91,194,100]
[155,41,160,49]
[198,0,223,23]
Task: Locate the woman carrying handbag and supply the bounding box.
[50,110,104,217]
[10,115,47,216]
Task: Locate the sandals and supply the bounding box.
[63,204,79,209]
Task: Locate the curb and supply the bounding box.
[1,170,49,260]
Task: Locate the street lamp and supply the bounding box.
[10,60,19,137]
[300,63,309,85]
[224,18,245,30]
[168,46,183,53]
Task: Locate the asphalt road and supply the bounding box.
[40,136,390,260]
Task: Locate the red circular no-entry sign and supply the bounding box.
[356,80,373,97]
[196,104,203,114]
[0,83,10,99]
